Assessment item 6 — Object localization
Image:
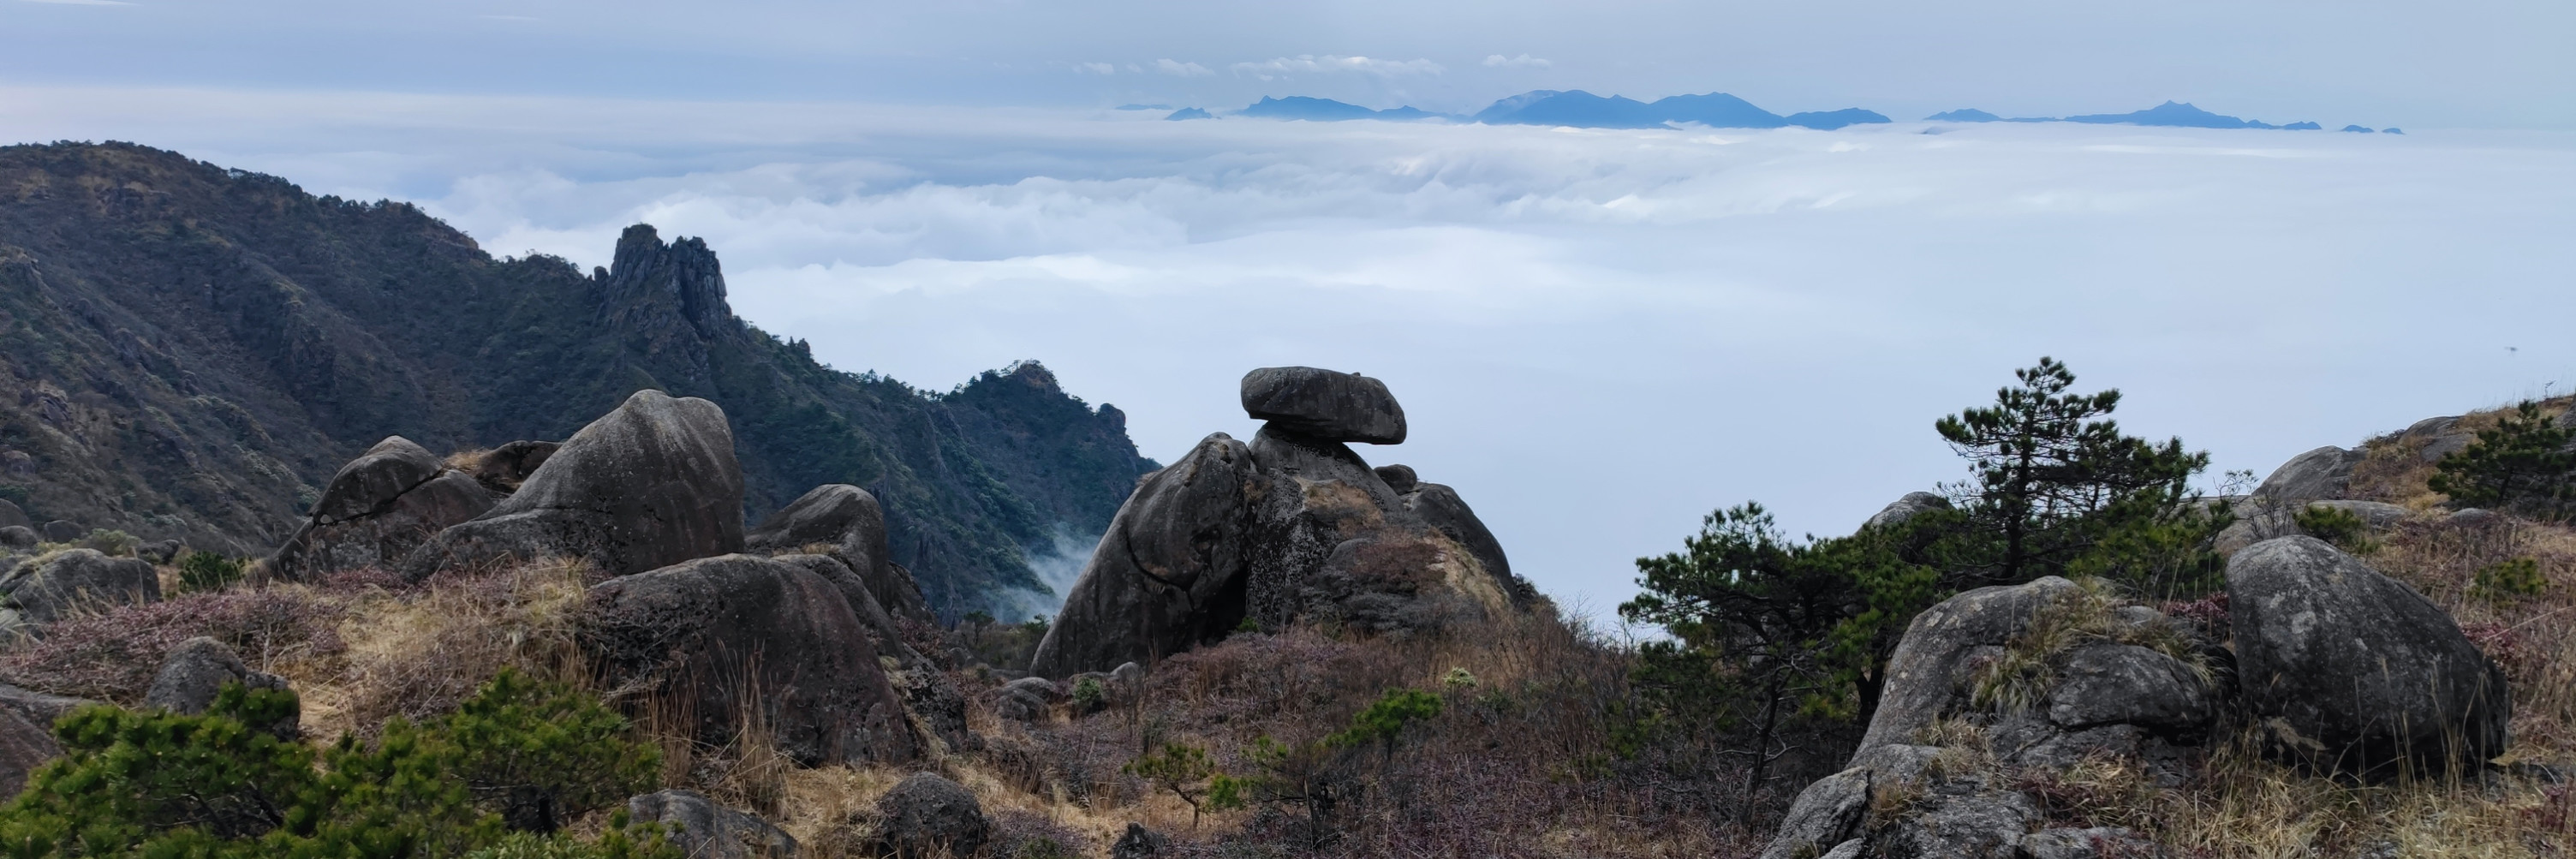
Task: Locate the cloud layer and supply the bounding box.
[8,86,2573,617]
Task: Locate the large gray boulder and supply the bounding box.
[1875,788,2041,859]
[0,527,33,551]
[1240,367,1407,444]
[401,390,744,582]
[2254,445,2367,504]
[1863,491,1952,532]
[39,521,79,543]
[0,548,161,638]
[1399,480,1530,607]
[627,790,797,859]
[1756,769,1870,859]
[747,485,930,624]
[2229,536,2510,774]
[308,437,444,524]
[272,436,496,581]
[579,555,915,766]
[1855,576,2083,755]
[1029,433,1263,677]
[868,773,991,859]
[143,636,297,737]
[0,500,27,530]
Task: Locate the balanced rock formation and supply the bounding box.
[0,548,160,639]
[1240,366,1406,444]
[2229,535,2510,774]
[578,554,915,766]
[628,790,798,859]
[1035,368,1530,676]
[1029,433,1262,677]
[400,390,744,582]
[270,437,496,581]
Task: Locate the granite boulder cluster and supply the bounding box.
[1030,367,1533,677]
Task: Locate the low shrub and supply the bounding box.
[176,550,246,592]
[0,587,347,702]
[2470,557,2548,603]
[0,673,672,857]
[2293,505,2378,555]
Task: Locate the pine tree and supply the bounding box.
[1935,357,2210,586]
[2430,400,2576,516]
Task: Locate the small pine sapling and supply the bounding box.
[1123,742,1224,829]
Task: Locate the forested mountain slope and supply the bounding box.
[0,140,1151,614]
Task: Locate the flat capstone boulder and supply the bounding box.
[1240,367,1407,444]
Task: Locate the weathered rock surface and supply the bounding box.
[1401,480,1528,607]
[1855,576,2083,754]
[0,527,32,551]
[1756,768,1870,859]
[1111,822,1170,859]
[1864,491,1952,531]
[1239,367,1407,444]
[0,548,161,638]
[143,636,298,737]
[2254,445,2367,504]
[1372,464,1418,493]
[271,438,496,582]
[628,789,798,859]
[401,390,744,582]
[1030,433,1261,677]
[2045,643,2214,734]
[580,554,915,766]
[868,773,991,859]
[0,500,27,530]
[138,540,181,564]
[1875,787,2041,859]
[308,437,444,524]
[2305,499,2411,531]
[39,521,79,543]
[0,707,59,797]
[2019,827,2159,859]
[993,676,1055,722]
[0,683,91,726]
[2228,536,2510,774]
[471,440,560,493]
[747,484,930,623]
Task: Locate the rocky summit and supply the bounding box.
[1031,367,1534,677]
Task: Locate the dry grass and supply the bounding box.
[291,557,599,739]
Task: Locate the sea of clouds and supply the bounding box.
[9,86,2574,617]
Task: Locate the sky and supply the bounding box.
[3,0,2573,618]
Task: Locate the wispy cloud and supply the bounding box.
[1230,55,1443,81]
[1074,62,1115,75]
[1483,53,1551,69]
[1154,59,1213,77]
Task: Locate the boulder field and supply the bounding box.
[1030,367,1535,677]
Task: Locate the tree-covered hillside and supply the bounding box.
[0,141,1152,614]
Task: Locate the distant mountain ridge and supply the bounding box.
[1925,101,2400,133]
[1196,89,1891,130]
[0,141,1156,616]
[1178,93,2391,134]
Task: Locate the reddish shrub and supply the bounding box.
[0,587,347,702]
